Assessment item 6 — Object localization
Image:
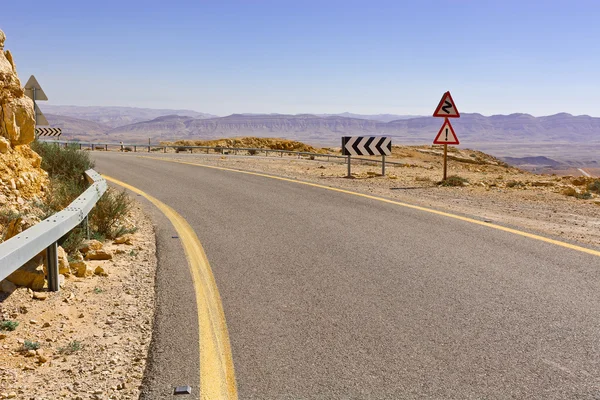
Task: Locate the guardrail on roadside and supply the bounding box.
[40,140,407,167]
[0,169,107,292]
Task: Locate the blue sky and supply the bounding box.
[2,1,599,116]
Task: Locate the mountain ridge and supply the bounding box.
[43,106,600,163]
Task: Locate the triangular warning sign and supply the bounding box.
[24,75,48,101]
[433,91,459,118]
[433,118,459,145]
[34,104,49,126]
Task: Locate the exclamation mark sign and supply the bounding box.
[445,128,448,141]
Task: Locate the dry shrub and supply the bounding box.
[572,177,590,186]
[90,188,133,239]
[506,180,524,188]
[588,180,600,194]
[439,175,468,187]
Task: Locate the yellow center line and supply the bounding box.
[102,175,237,400]
[139,155,600,258]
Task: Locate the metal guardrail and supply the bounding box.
[41,140,407,167]
[0,169,107,291]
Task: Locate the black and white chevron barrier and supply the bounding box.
[341,136,392,177]
[342,136,392,156]
[35,127,62,137]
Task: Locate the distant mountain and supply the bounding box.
[39,107,600,162]
[318,113,422,122]
[40,105,217,129]
[107,114,383,143]
[501,156,564,168]
[45,114,112,138]
[106,112,600,146]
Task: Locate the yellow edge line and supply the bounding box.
[140,155,600,258]
[102,175,238,399]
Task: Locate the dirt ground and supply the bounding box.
[148,144,600,248]
[0,204,156,400]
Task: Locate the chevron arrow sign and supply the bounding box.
[341,136,391,156]
[35,127,62,137]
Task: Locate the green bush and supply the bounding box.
[0,320,19,331]
[41,179,86,218]
[60,227,86,255]
[32,141,135,251]
[439,175,469,187]
[31,141,94,182]
[575,191,592,200]
[90,188,133,239]
[58,340,82,354]
[22,340,40,351]
[588,180,600,194]
[506,180,524,188]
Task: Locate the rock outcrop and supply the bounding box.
[0,28,48,210]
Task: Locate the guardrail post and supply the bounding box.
[382,155,386,176]
[79,144,82,150]
[47,242,59,292]
[84,215,90,239]
[105,144,108,151]
[148,145,151,153]
[134,146,136,152]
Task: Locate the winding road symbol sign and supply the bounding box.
[433,91,460,118]
[433,118,459,145]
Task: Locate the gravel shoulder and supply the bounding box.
[0,203,156,400]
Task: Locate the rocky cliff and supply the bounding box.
[0,29,48,210]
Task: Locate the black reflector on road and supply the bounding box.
[174,385,192,395]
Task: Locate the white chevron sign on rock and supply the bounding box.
[341,136,392,156]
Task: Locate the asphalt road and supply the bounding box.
[93,152,600,399]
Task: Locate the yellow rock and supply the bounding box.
[32,292,48,301]
[94,265,108,277]
[113,235,133,245]
[85,249,113,261]
[79,239,103,254]
[0,136,9,153]
[57,246,70,275]
[6,258,45,290]
[70,260,93,278]
[0,279,16,294]
[3,218,22,241]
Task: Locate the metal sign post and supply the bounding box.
[347,155,352,178]
[443,144,448,181]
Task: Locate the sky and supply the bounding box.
[2,0,599,117]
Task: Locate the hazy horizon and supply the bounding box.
[40,103,599,120]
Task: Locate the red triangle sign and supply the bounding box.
[434,118,459,145]
[433,91,460,118]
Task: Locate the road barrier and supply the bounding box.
[41,140,407,168]
[0,169,107,292]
